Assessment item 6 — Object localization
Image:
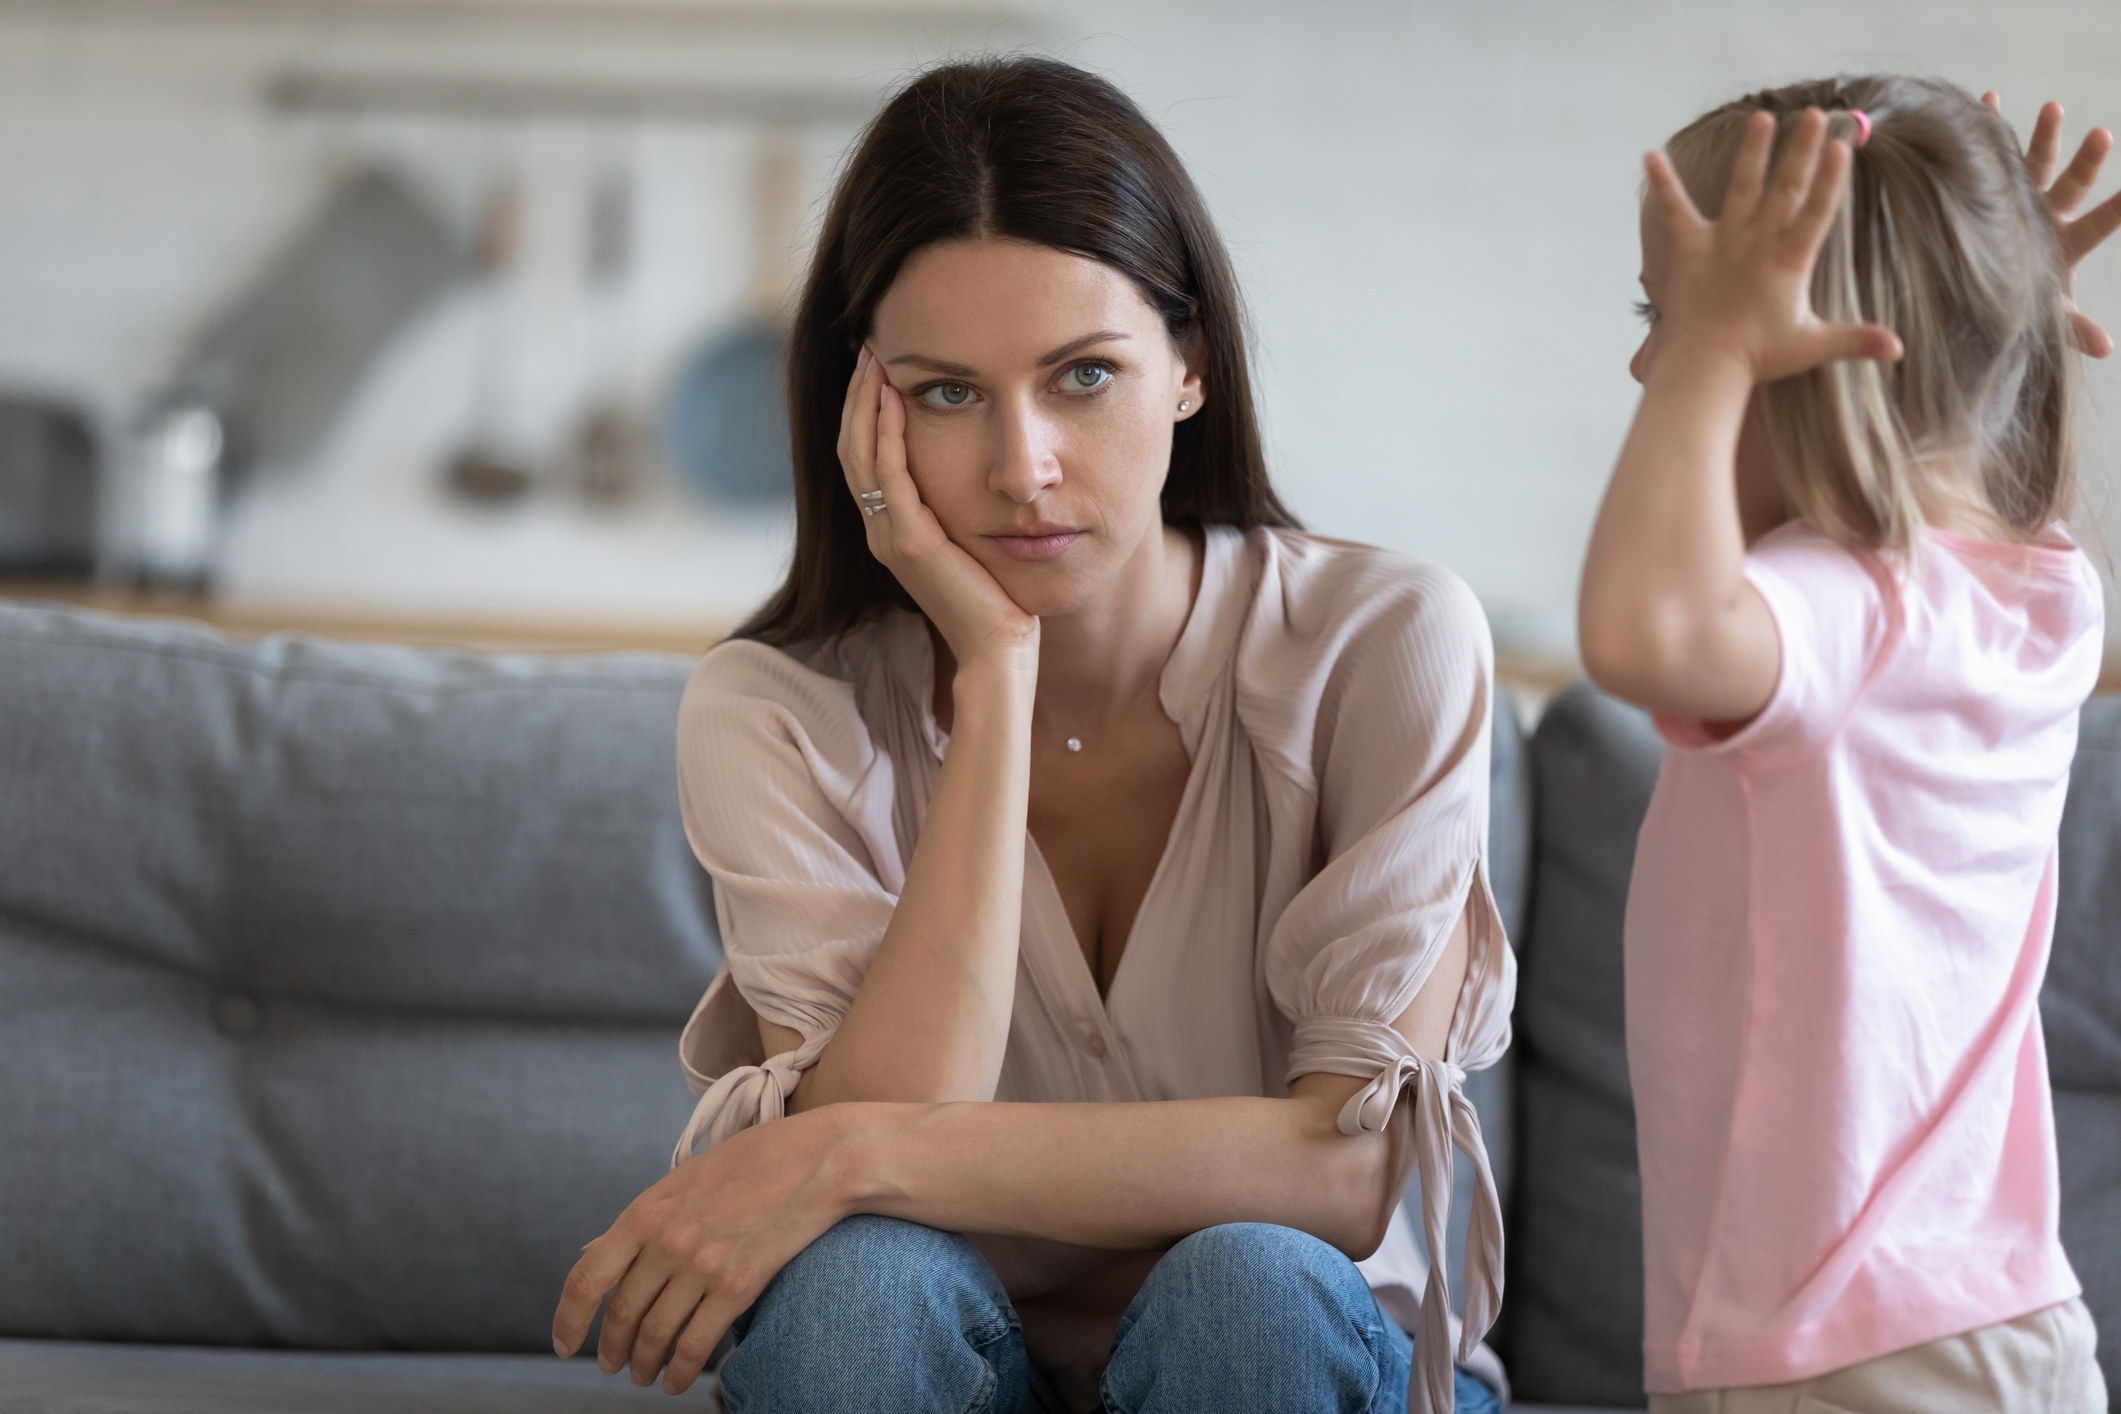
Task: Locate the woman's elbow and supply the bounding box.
[1321,1149,1404,1262]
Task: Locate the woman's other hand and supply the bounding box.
[1642,108,1903,384]
[1984,93,2120,358]
[551,1108,858,1396]
[839,346,1039,670]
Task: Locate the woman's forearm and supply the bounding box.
[825,1073,1409,1260]
[789,652,1035,1108]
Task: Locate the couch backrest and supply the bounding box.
[1501,682,2121,1407]
[0,603,720,1352]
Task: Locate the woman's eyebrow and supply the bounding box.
[884,330,1132,379]
[1035,330,1131,366]
[885,353,979,377]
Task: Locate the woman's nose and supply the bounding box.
[988,402,1063,503]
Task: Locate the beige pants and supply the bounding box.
[1648,1299,2108,1414]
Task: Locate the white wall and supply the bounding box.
[1,0,2116,646]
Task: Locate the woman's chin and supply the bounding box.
[983,558,1101,621]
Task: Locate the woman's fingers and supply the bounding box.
[838,348,883,499]
[625,1270,712,1387]
[660,1287,758,1396]
[551,1230,641,1358]
[874,384,919,511]
[595,1253,676,1377]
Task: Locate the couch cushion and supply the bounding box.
[0,603,719,1351]
[0,1338,699,1413]
[2050,697,2121,1400]
[1499,683,1660,1408]
[0,603,718,1020]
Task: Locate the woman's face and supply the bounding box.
[867,238,1205,618]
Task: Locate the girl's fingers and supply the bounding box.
[552,1232,641,1358]
[1791,137,1852,250]
[2071,309,2115,359]
[2028,102,2064,190]
[1982,90,2003,116]
[1765,110,1828,229]
[2065,185,2121,266]
[1723,110,1776,223]
[2050,128,2114,219]
[1643,150,1706,235]
[1819,321,1904,367]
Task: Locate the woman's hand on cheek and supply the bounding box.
[549,1109,856,1395]
[1644,108,1902,384]
[839,347,1038,673]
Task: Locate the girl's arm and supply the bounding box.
[1578,109,1899,722]
[780,350,1037,1108]
[556,912,1472,1396]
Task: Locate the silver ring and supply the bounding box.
[856,489,885,506]
[862,503,887,517]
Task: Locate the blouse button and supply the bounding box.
[1084,1032,1107,1060]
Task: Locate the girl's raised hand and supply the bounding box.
[1984,93,2120,358]
[1643,108,1903,384]
[838,347,1038,671]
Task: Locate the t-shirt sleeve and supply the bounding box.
[1656,527,1896,756]
[667,642,900,1165]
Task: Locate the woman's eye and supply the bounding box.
[1632,299,1658,325]
[1060,364,1111,393]
[920,382,974,408]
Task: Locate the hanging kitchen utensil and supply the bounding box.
[442,163,536,507]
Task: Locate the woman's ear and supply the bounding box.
[1174,325,1207,421]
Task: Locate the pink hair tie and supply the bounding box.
[1849,109,1872,147]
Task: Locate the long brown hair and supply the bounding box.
[734,56,1296,647]
[1666,76,2076,553]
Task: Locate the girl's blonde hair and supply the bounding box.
[1667,75,2077,552]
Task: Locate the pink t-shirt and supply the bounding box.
[1624,520,2104,1393]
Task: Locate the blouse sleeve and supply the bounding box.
[667,642,902,1168]
[1261,559,1518,1414]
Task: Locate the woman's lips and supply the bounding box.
[986,528,1083,562]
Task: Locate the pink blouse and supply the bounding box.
[671,525,1516,1414]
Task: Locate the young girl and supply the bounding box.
[1579,78,2120,1412]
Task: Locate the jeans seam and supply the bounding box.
[1356,1311,1390,1414]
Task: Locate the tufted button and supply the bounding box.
[210,991,263,1039]
[1083,1031,1107,1060]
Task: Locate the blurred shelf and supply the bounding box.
[0,580,731,657]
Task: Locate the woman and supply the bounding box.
[551,56,1514,1414]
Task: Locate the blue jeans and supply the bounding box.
[717,1216,1501,1414]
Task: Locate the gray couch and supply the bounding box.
[0,600,2111,1412]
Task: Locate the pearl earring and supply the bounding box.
[1178,400,1191,412]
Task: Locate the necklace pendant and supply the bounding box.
[1065,737,1082,753]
